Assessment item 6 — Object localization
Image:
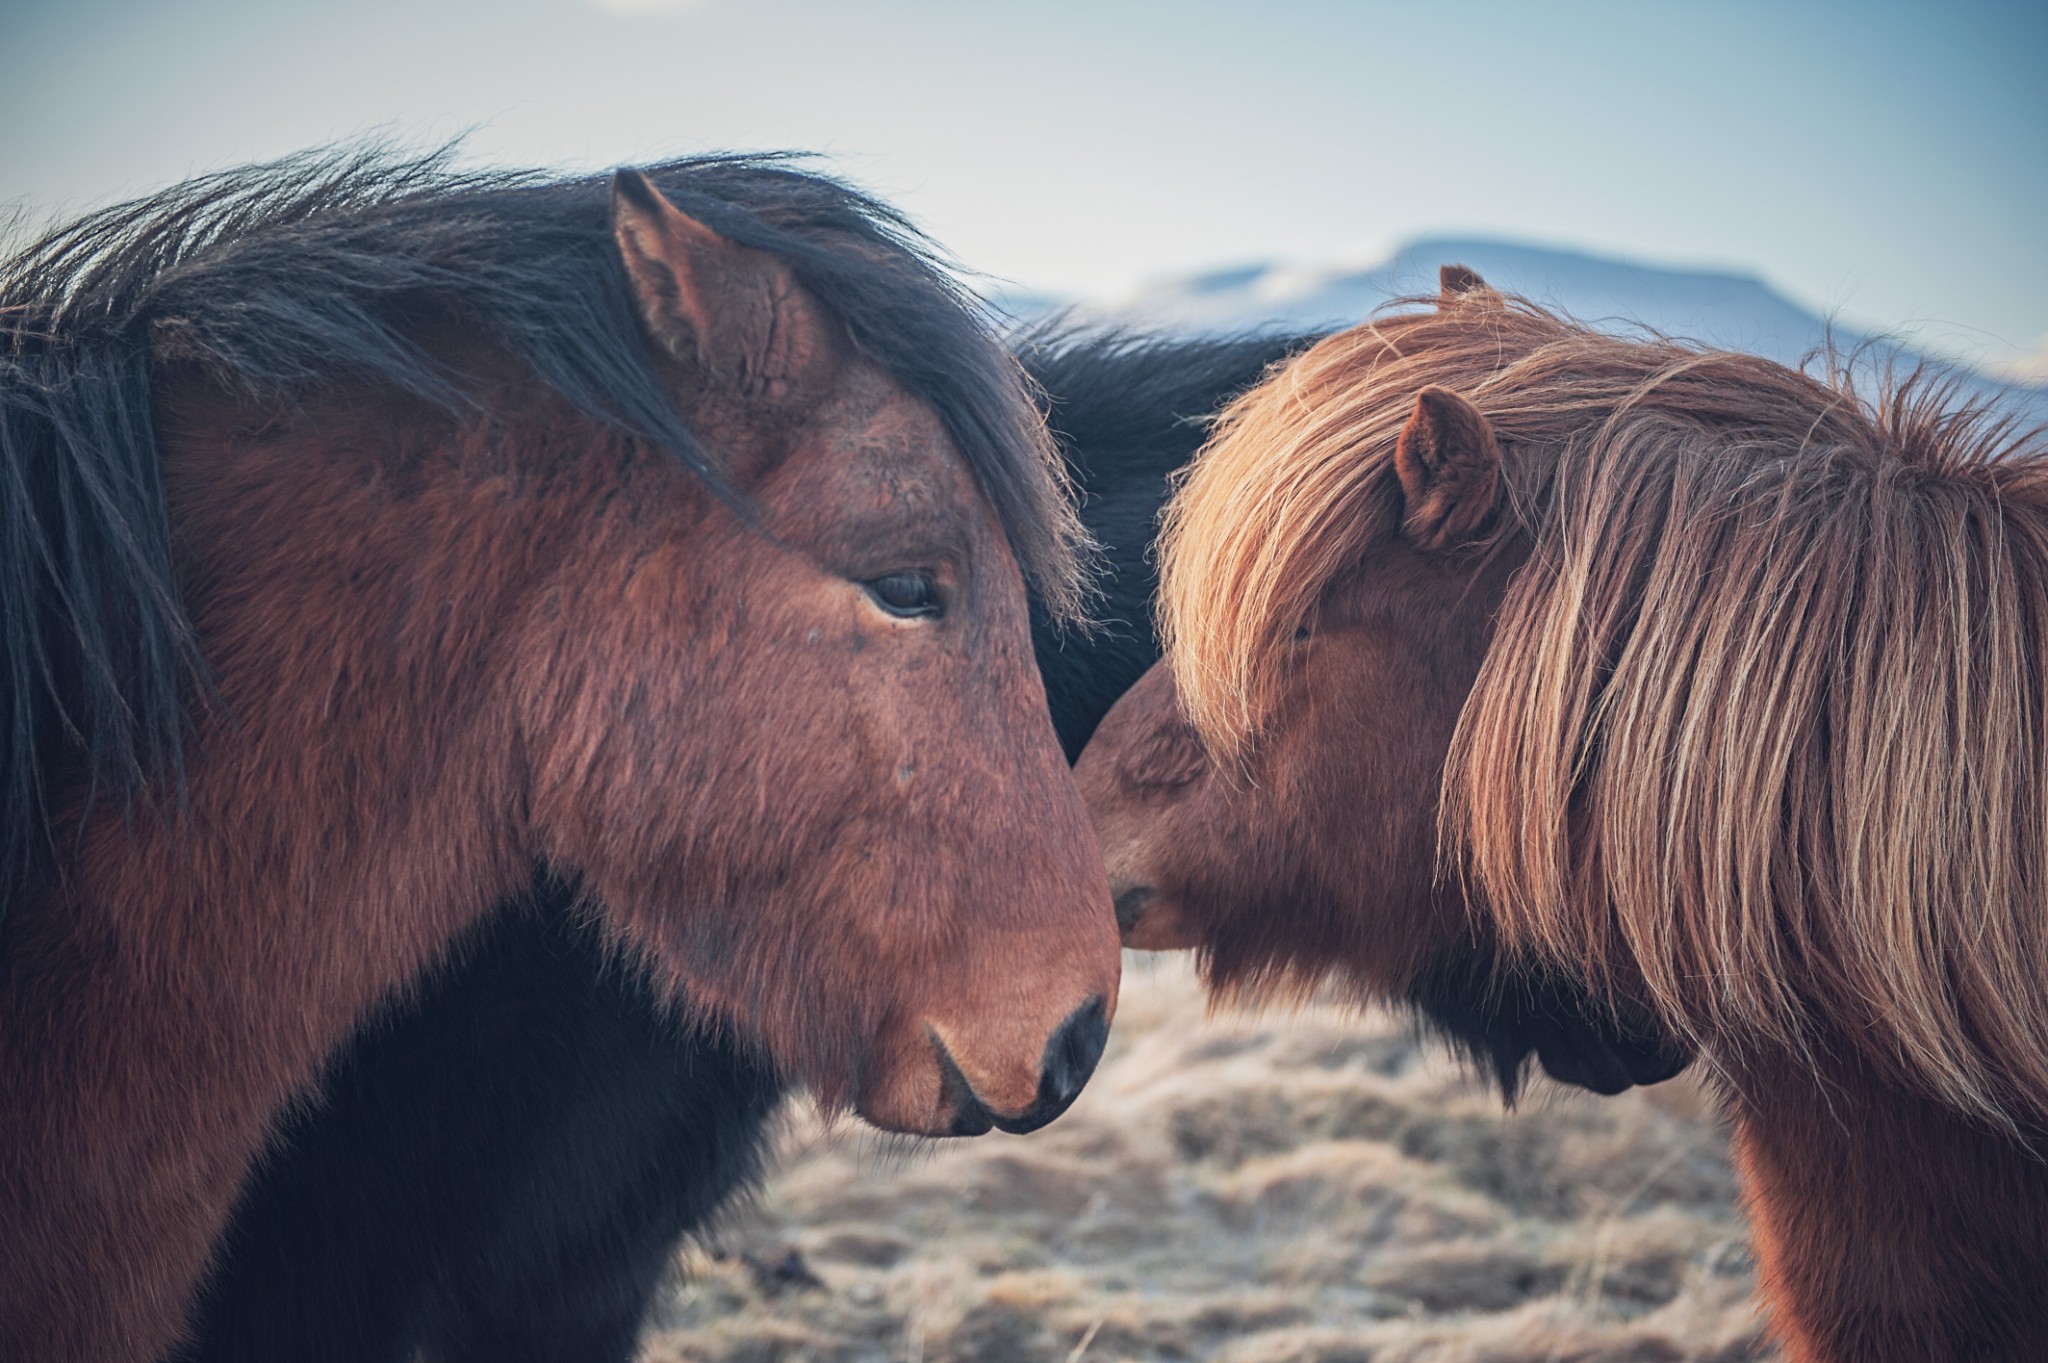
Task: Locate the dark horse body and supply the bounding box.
[181,328,1682,1363]
[0,152,1124,1363]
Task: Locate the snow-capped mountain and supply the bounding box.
[994,238,2048,424]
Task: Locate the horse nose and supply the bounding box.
[1108,876,1197,950]
[936,995,1110,1137]
[1113,885,1155,935]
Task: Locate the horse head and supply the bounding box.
[1075,268,1685,1097]
[486,171,1122,1136]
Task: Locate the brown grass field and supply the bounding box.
[637,955,1773,1363]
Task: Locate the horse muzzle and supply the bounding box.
[855,994,1112,1137]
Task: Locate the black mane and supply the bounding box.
[0,145,1074,921]
[1018,325,1320,757]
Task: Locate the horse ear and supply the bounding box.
[1395,386,1501,551]
[610,169,833,402]
[1439,264,1490,305]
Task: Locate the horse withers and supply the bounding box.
[0,152,1118,1363]
[1080,267,2048,1362]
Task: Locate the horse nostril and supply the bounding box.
[996,995,1109,1134]
[1044,995,1109,1104]
[1113,886,1155,934]
[928,997,1111,1137]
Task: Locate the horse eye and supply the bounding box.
[864,572,943,619]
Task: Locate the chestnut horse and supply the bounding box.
[174,328,1321,1363]
[1082,269,2048,1362]
[0,150,1122,1363]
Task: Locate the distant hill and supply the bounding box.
[991,238,2048,424]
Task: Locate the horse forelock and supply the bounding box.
[1159,301,1532,757]
[653,160,1089,622]
[0,143,1086,923]
[1165,290,2048,1131]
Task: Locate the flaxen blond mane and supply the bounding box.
[1162,287,2048,1130]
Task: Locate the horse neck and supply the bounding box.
[0,373,559,1362]
[1727,1045,2048,1363]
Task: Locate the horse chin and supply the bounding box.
[1535,1022,1694,1095]
[1408,956,1695,1101]
[850,1068,952,1137]
[1534,1034,1639,1096]
[1606,1028,1695,1088]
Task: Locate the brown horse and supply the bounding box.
[1081,268,2048,1362]
[0,151,1119,1363]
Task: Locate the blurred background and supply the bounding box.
[6,0,2044,395]
[7,5,2039,1359]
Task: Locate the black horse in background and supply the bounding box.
[182,327,1683,1363]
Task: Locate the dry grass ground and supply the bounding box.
[639,955,1772,1363]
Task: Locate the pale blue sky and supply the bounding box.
[4,0,2042,371]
